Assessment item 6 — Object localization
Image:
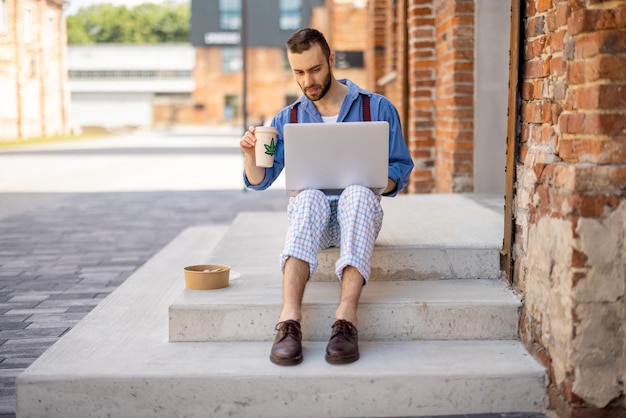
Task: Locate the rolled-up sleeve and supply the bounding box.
[378,98,414,196]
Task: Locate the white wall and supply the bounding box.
[474,0,511,194]
[70,92,153,127]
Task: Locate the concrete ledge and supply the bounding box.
[314,194,504,281]
[205,194,504,283]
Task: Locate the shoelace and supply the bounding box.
[276,320,301,339]
[331,320,357,337]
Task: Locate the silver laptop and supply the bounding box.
[283,121,389,196]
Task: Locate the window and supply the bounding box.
[0,0,8,34]
[224,95,239,120]
[219,0,241,30]
[68,70,193,79]
[46,14,54,45]
[221,47,241,72]
[280,0,301,30]
[23,4,33,42]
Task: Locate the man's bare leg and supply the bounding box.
[334,265,364,325]
[270,256,309,365]
[278,256,309,323]
[326,265,363,364]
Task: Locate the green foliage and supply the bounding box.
[66,1,190,44]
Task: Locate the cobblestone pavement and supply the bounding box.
[0,128,289,417]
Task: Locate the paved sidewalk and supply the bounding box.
[0,127,288,417]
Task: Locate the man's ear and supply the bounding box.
[329,51,335,69]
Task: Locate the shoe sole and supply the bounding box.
[270,354,303,366]
[325,353,359,365]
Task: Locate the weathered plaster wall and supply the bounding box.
[516,1,626,415]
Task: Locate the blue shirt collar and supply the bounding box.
[290,79,371,122]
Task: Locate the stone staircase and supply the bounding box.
[17,194,547,417]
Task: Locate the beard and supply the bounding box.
[301,70,332,102]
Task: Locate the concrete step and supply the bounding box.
[169,195,511,342]
[18,223,547,417]
[18,340,546,417]
[209,194,504,282]
[169,279,521,342]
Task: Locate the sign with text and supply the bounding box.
[204,32,241,45]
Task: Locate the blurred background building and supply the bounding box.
[67,43,195,130]
[189,0,369,127]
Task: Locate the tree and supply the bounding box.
[66,1,190,44]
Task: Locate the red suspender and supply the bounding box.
[289,94,371,123]
[290,105,298,123]
[362,94,371,122]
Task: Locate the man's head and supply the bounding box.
[285,28,334,102]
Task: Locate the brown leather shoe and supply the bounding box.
[270,320,303,366]
[325,319,359,364]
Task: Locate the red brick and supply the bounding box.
[573,30,626,59]
[538,0,554,13]
[524,59,550,79]
[522,81,535,101]
[559,111,624,135]
[568,84,626,110]
[567,54,626,84]
[568,4,626,36]
[523,101,553,124]
[526,36,548,60]
[556,2,571,27]
[550,30,566,53]
[527,15,546,37]
[549,56,566,76]
[559,138,626,164]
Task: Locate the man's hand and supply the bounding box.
[384,178,397,195]
[240,126,266,186]
[240,126,257,157]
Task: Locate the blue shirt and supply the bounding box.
[244,79,414,197]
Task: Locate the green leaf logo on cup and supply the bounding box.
[264,138,276,156]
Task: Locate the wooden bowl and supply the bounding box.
[183,264,230,290]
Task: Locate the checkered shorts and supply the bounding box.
[280,185,383,283]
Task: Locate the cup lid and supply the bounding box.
[255,126,277,133]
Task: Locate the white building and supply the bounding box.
[67,43,195,129]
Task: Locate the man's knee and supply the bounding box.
[294,189,327,207]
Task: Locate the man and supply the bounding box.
[239,28,413,366]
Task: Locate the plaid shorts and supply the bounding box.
[280,185,383,283]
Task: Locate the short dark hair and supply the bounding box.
[285,28,331,60]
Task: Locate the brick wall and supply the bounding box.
[407,0,437,193]
[516,1,626,415]
[383,0,475,193]
[434,0,474,192]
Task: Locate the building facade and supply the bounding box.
[68,44,195,129]
[190,0,370,127]
[0,0,70,140]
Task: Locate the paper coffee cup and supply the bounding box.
[254,126,278,168]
